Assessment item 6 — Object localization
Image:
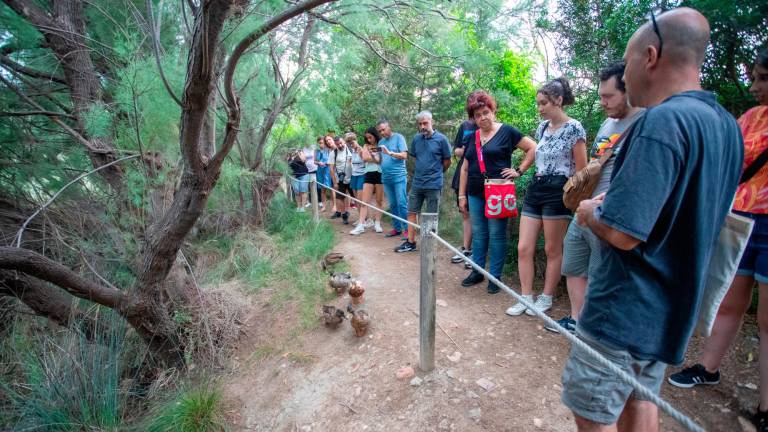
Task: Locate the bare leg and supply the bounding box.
[542,218,569,296]
[373,184,384,222]
[357,183,374,224]
[518,216,543,296]
[573,413,617,432]
[699,275,754,372]
[566,276,588,319]
[616,397,658,432]
[407,213,418,243]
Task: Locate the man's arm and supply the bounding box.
[577,195,641,250]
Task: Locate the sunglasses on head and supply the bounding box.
[645,6,664,59]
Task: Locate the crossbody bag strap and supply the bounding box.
[740,146,768,184]
[474,130,487,176]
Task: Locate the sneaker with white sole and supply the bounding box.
[374,221,383,233]
[451,247,470,264]
[525,294,553,316]
[350,224,365,235]
[544,315,576,334]
[667,364,720,388]
[506,295,534,316]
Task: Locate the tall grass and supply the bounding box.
[2,311,132,431]
[145,384,226,432]
[199,194,337,330]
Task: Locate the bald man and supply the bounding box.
[562,8,744,431]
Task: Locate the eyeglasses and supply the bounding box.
[646,6,664,59]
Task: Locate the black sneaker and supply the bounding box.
[461,270,484,287]
[755,408,768,432]
[451,248,471,264]
[330,211,342,219]
[486,280,501,294]
[544,315,577,334]
[667,364,720,388]
[394,241,417,253]
[342,212,350,225]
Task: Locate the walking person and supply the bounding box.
[329,135,353,225]
[458,91,536,292]
[450,101,478,267]
[393,111,452,253]
[350,127,385,235]
[507,77,587,316]
[545,62,645,333]
[561,9,743,431]
[667,47,768,432]
[377,120,409,239]
[288,149,309,211]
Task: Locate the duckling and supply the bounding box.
[322,305,346,328]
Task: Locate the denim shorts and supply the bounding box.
[408,188,440,213]
[561,217,603,277]
[521,175,572,220]
[291,174,309,193]
[735,210,768,283]
[561,328,667,425]
[350,175,365,191]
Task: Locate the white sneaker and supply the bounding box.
[304,202,311,208]
[505,295,533,316]
[374,221,383,233]
[350,224,365,235]
[364,218,374,228]
[525,294,553,316]
[296,207,306,213]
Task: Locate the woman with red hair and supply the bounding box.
[458,90,536,293]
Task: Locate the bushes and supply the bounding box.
[145,384,226,432]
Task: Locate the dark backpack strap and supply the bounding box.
[740,146,768,184]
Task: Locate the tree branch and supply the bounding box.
[147,0,183,107]
[0,110,75,118]
[0,54,66,84]
[0,247,135,311]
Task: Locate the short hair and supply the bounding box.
[538,77,575,106]
[344,132,357,142]
[376,118,390,127]
[465,90,497,118]
[364,126,381,144]
[599,62,626,93]
[415,111,433,121]
[758,47,768,70]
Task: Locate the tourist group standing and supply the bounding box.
[286,7,767,430]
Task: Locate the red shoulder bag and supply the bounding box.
[474,130,518,218]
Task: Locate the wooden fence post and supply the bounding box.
[419,212,438,372]
[309,173,319,222]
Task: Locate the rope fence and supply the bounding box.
[285,172,705,432]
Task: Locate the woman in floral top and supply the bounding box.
[507,77,587,317]
[668,48,768,432]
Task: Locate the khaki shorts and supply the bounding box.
[561,328,667,425]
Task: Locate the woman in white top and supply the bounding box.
[507,77,587,317]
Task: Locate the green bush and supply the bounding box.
[145,384,226,432]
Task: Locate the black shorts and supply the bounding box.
[364,171,382,185]
[336,181,352,195]
[521,175,572,219]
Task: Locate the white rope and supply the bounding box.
[289,170,704,431]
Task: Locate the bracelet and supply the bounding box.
[458,195,467,199]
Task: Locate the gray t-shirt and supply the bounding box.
[535,119,586,176]
[351,149,366,176]
[591,109,645,197]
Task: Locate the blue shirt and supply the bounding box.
[580,91,743,364]
[380,133,408,183]
[409,130,451,189]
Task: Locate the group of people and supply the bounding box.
[288,7,767,431]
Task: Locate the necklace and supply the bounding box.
[479,125,498,145]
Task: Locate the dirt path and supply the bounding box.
[224,214,761,432]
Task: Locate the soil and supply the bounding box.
[223,213,763,432]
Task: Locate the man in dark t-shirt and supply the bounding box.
[561,8,743,431]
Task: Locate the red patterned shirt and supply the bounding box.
[734,106,768,214]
